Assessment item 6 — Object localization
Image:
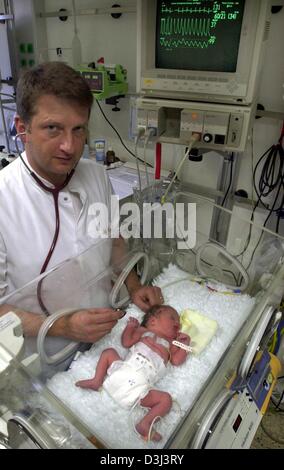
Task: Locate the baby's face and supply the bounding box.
[155,307,180,339]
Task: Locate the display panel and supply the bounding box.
[137,0,271,104]
[156,0,245,73]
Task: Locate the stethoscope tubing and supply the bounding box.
[14,133,75,315]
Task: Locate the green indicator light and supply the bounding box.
[19,43,26,53]
[27,43,34,54]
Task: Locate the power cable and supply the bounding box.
[96,100,153,167]
[161,133,200,204]
[252,121,284,233]
[235,122,284,268]
[221,153,234,207]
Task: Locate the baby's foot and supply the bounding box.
[75,379,101,391]
[136,422,162,442]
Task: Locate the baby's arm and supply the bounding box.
[170,332,191,366]
[121,317,146,348]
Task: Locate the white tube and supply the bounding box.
[109,252,149,309]
[37,308,79,365]
[161,133,200,205]
[195,242,249,291]
[144,128,157,186]
[134,128,146,193]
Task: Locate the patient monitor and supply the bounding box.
[135,0,271,152]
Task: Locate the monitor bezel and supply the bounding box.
[137,0,271,105]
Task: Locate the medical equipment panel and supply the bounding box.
[78,64,128,101]
[135,97,253,152]
[203,351,281,449]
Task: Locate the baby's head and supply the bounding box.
[141,305,180,339]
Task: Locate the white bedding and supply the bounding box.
[45,264,255,449]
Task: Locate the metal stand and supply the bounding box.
[209,151,240,244]
[0,0,18,153]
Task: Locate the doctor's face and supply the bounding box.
[16,94,89,185]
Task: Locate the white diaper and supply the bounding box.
[103,343,166,409]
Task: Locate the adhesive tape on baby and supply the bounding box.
[180,309,218,355]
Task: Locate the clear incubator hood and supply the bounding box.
[0,190,283,449]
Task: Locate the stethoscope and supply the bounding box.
[15,132,76,315]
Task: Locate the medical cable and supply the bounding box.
[271,378,284,412]
[0,91,16,99]
[143,141,149,186]
[109,251,149,309]
[161,133,200,205]
[191,251,239,286]
[144,400,183,441]
[221,153,234,208]
[96,100,153,167]
[253,122,284,215]
[129,401,161,442]
[143,128,157,186]
[196,242,249,292]
[272,374,284,407]
[147,415,162,442]
[159,274,242,296]
[213,153,234,242]
[129,383,182,441]
[174,214,243,287]
[15,133,75,315]
[244,189,282,273]
[129,398,146,439]
[134,128,145,193]
[235,122,284,265]
[37,308,80,365]
[0,92,16,153]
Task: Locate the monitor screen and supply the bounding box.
[155,0,245,73]
[137,0,270,104]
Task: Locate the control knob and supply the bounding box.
[203,133,213,143]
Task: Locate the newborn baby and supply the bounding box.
[76,305,190,441]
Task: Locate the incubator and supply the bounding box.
[0,187,284,449]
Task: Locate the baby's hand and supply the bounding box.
[176,332,190,344]
[127,316,140,327]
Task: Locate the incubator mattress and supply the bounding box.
[44,264,255,449]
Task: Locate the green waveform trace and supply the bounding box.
[160,17,211,37]
[161,1,240,16]
[160,37,215,50]
[161,7,214,14]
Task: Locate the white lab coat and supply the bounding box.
[0,154,116,371]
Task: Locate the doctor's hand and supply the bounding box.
[49,308,124,343]
[130,285,164,312]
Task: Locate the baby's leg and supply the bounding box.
[75,348,121,390]
[136,390,172,441]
